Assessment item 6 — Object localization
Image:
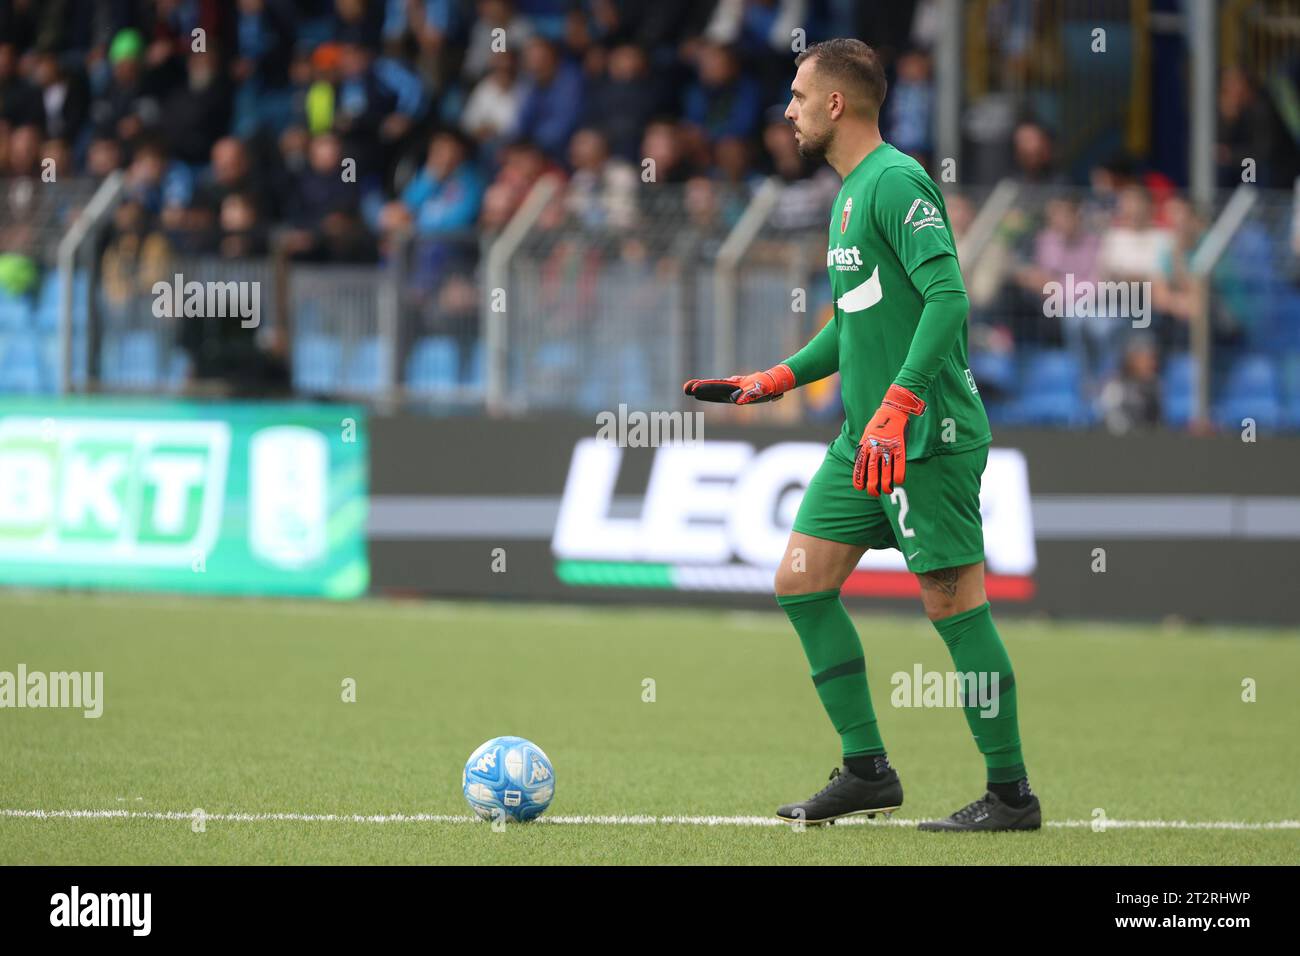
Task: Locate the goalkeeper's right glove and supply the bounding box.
[683,363,796,405]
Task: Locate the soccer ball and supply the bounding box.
[462,736,555,822]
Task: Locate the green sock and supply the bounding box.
[932,602,1026,783]
[777,589,884,758]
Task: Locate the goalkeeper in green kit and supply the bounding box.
[684,39,1040,831]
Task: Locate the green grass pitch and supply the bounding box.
[1,590,1297,865]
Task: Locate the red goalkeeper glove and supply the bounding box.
[853,384,927,496]
[683,364,796,405]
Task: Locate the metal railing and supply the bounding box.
[12,168,1300,436]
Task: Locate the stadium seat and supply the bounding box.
[982,399,1015,426]
[968,348,1017,395]
[34,271,89,332]
[35,273,57,329]
[34,294,58,331]
[120,331,162,387]
[343,336,386,394]
[0,294,30,332]
[1254,292,1300,352]
[98,331,162,388]
[293,334,343,394]
[1161,354,1196,429]
[464,339,485,388]
[1007,349,1092,426]
[37,332,88,391]
[405,336,459,393]
[525,341,580,408]
[1213,353,1283,431]
[166,349,192,391]
[293,302,326,337]
[1217,223,1288,348]
[615,345,654,408]
[575,344,652,412]
[0,334,44,394]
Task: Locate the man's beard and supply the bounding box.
[795,126,833,162]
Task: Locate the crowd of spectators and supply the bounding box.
[0,1,1297,425]
[0,1,915,269]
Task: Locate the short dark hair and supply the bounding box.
[794,39,888,117]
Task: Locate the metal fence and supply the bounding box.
[499,182,744,414]
[10,173,1300,437]
[78,230,487,404]
[96,254,279,394]
[1206,185,1300,429]
[959,0,1149,184]
[0,177,101,393]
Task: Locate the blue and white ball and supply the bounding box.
[462,736,555,822]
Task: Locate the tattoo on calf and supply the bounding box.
[920,566,961,597]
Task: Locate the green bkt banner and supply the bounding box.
[0,398,368,598]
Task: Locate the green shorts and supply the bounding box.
[792,441,989,575]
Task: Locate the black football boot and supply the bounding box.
[775,764,904,826]
[917,790,1042,832]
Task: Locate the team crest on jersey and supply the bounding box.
[840,196,853,233]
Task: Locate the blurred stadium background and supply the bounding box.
[1,0,1298,426]
[0,0,1298,622]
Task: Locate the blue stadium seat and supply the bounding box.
[37,272,59,317]
[1161,354,1196,429]
[534,340,575,372]
[0,294,30,331]
[293,302,326,336]
[982,399,1015,426]
[968,348,1016,395]
[405,336,459,392]
[100,331,161,388]
[293,334,343,393]
[0,334,44,394]
[1213,353,1283,431]
[34,293,57,331]
[1007,349,1092,426]
[35,271,89,331]
[615,345,653,407]
[166,349,192,391]
[121,331,161,386]
[38,333,86,390]
[1254,292,1300,352]
[1217,223,1288,348]
[1279,354,1300,429]
[343,336,385,394]
[576,345,652,412]
[464,339,485,388]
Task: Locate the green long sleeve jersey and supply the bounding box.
[784,142,991,461]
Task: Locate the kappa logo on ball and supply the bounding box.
[463,736,556,822]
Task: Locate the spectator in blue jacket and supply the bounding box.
[384,129,486,236]
[335,40,425,178]
[514,36,585,161]
[683,42,761,143]
[232,0,299,135]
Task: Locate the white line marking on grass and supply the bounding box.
[3,809,1298,830]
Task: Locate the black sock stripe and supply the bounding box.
[812,657,866,687]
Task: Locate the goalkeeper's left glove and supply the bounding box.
[683,363,795,405]
[853,384,927,496]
